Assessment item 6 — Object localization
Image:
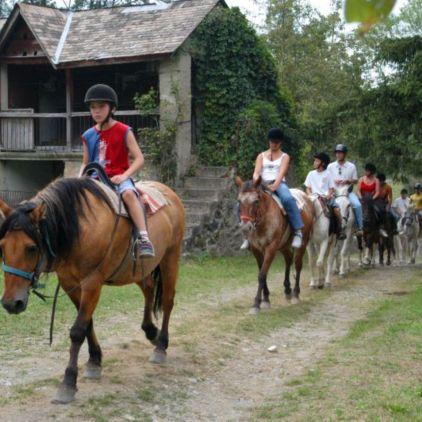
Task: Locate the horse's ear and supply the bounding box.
[29,203,46,223]
[235,176,244,188]
[0,198,13,219]
[253,176,262,188]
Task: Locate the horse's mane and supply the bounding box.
[0,178,113,263]
[240,180,265,193]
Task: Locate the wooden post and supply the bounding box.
[65,68,73,151]
[0,63,8,110]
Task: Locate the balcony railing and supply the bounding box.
[0,110,159,152]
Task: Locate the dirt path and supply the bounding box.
[1,263,420,421]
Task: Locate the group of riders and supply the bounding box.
[239,128,422,251]
[79,83,420,257]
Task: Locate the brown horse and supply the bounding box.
[235,177,313,313]
[0,177,185,403]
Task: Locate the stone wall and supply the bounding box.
[185,183,244,256]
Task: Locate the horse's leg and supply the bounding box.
[379,240,384,266]
[293,247,305,303]
[339,237,349,276]
[307,243,318,289]
[317,238,329,288]
[282,247,293,300]
[60,284,103,381]
[357,234,363,266]
[54,283,102,404]
[137,275,160,346]
[325,240,336,287]
[250,245,277,314]
[386,237,392,266]
[150,245,180,364]
[252,249,270,308]
[410,236,417,264]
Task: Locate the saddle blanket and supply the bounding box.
[266,188,306,215]
[93,179,169,218]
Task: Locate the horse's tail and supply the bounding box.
[152,266,163,318]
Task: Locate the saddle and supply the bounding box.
[82,162,169,218]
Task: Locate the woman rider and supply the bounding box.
[357,163,387,237]
[240,128,304,250]
[377,173,397,235]
[357,163,380,199]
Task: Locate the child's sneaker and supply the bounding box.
[136,236,155,258]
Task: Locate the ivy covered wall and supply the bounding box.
[188,6,299,178]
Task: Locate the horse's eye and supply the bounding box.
[253,200,259,206]
[25,245,38,256]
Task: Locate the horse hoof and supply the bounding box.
[291,297,300,305]
[149,349,167,364]
[52,384,77,404]
[249,307,260,315]
[339,273,346,278]
[317,285,324,290]
[84,362,102,380]
[324,283,332,289]
[261,301,271,309]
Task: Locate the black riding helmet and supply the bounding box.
[334,144,348,153]
[268,128,284,143]
[84,84,118,108]
[415,183,422,190]
[314,152,330,169]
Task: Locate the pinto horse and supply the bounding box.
[235,177,313,313]
[0,177,185,404]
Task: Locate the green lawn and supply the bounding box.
[253,271,422,421]
[0,255,260,354]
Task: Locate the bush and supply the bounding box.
[189,6,296,168]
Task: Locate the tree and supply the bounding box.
[266,0,364,152]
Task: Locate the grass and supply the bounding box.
[0,255,258,354]
[252,270,422,421]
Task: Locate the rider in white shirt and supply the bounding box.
[392,189,410,221]
[327,144,363,235]
[305,152,346,239]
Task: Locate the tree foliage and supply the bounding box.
[189,6,296,173]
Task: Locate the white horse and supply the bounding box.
[307,195,337,289]
[332,186,355,276]
[397,208,420,264]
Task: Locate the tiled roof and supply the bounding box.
[0,0,221,67]
[19,3,67,61]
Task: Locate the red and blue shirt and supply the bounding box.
[81,121,132,177]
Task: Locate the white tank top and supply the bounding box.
[261,153,286,182]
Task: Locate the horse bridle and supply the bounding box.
[1,215,56,299]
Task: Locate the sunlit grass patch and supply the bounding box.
[252,270,422,420]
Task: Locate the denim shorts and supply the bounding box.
[117,178,138,196]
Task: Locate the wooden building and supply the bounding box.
[0,0,222,205]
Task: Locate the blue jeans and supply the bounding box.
[348,192,363,229]
[117,178,138,196]
[274,182,304,231]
